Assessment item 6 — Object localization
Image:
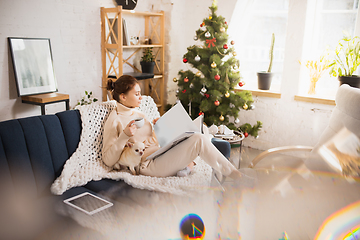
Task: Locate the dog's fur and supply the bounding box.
[113,142,145,175]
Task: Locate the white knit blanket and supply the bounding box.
[50,100,213,196]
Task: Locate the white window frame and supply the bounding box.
[297,0,360,99]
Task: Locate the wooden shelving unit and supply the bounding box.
[100,7,165,114]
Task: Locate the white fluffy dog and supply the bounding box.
[113,142,145,175]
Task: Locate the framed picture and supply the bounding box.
[8,37,58,96]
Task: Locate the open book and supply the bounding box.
[146,102,203,160]
[318,127,360,177]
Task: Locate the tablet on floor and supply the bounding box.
[63,192,113,215]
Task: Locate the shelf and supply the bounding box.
[294,95,335,105]
[123,44,163,49]
[122,9,164,16]
[235,88,281,98]
[104,44,163,49]
[101,6,165,114]
[21,92,69,103]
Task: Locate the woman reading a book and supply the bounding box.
[102,75,242,180]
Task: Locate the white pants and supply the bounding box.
[140,133,237,177]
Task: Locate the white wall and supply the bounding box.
[0,0,334,151]
[0,0,114,120]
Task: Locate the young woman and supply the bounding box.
[102,75,242,180]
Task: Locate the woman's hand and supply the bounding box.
[152,117,160,125]
[123,120,137,137]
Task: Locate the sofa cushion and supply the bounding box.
[0,136,14,193]
[0,109,82,198]
[0,119,38,198]
[39,115,70,179]
[314,84,360,150]
[56,110,82,158]
[18,116,59,196]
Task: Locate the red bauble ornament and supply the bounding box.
[214,74,220,80]
[214,100,220,106]
[239,81,244,87]
[223,44,228,49]
[182,89,187,93]
[183,58,188,63]
[199,112,204,116]
[244,132,249,138]
[184,77,189,82]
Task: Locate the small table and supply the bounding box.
[21,92,70,115]
[215,132,245,169]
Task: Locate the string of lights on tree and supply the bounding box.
[173,0,262,137]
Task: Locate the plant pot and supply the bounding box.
[140,61,155,74]
[257,72,273,90]
[338,75,360,88]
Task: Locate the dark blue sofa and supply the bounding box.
[0,109,230,239]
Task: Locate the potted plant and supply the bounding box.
[329,35,360,88]
[76,91,98,107]
[140,47,155,74]
[257,33,275,90]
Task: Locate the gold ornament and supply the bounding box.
[196,71,202,77]
[225,91,230,98]
[233,51,237,56]
[209,16,212,20]
[220,27,225,32]
[211,62,217,68]
[173,78,177,82]
[219,115,224,121]
[243,103,248,110]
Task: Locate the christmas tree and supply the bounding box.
[174,0,262,137]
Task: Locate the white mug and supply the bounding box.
[133,117,144,128]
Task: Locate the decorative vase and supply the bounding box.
[308,76,320,95]
[140,61,155,74]
[257,72,273,90]
[338,76,360,88]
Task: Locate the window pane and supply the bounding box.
[323,0,358,10]
[299,0,359,98]
[254,0,289,10]
[319,13,357,49]
[229,0,289,91]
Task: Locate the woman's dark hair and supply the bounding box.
[106,75,139,102]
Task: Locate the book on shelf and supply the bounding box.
[108,18,129,46]
[122,18,129,46]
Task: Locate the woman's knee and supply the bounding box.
[191,132,208,143]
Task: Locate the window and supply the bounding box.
[228,0,289,92]
[299,0,359,98]
[229,0,360,102]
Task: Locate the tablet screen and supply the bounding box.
[63,192,113,215]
